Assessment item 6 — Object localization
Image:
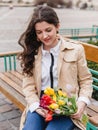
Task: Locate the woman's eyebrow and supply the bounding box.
[36,27,51,31]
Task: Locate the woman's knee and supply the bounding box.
[23,111,46,130]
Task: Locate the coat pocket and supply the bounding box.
[63,55,77,63]
[62,55,78,82]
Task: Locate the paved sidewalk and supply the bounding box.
[0,92,22,130]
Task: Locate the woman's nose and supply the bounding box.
[43,32,48,38]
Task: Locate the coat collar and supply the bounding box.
[60,36,75,51]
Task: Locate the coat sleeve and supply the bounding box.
[77,44,93,104]
[22,76,40,107]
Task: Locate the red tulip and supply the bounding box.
[40,95,55,109]
[45,111,53,122]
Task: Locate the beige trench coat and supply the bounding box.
[19,36,93,130]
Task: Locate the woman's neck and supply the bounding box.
[43,39,59,51]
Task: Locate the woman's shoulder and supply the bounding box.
[64,37,82,45]
[68,39,84,50]
[61,36,84,51]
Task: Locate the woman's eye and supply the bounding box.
[36,31,42,34]
[46,29,52,32]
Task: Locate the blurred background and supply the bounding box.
[0,0,98,10]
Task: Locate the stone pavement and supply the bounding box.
[0,5,98,130]
[0,92,22,130]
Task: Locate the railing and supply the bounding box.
[59,27,98,41]
[0,51,21,72]
[90,69,98,90]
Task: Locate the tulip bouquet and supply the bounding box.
[40,87,77,122]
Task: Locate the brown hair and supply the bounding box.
[18,5,59,76]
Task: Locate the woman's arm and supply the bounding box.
[72,45,93,119]
[77,44,93,104]
[22,76,40,112]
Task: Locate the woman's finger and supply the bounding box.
[36,108,48,118]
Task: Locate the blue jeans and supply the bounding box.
[23,111,76,130]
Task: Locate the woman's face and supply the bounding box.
[35,21,59,51]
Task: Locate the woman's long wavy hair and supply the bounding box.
[18,5,59,76]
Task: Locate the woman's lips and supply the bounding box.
[43,38,50,42]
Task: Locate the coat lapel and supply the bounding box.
[57,47,65,81]
[34,48,42,97]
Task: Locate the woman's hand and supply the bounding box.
[36,108,48,118]
[71,101,87,119]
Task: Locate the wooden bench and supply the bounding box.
[0,41,98,128]
[0,51,26,111]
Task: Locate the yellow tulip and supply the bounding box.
[53,94,56,101]
[44,89,49,95]
[44,87,54,96]
[58,90,67,97]
[58,90,63,96]
[62,92,67,97]
[49,88,55,95]
[49,103,59,110]
[58,100,65,106]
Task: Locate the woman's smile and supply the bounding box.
[35,21,59,50]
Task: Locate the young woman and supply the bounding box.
[18,5,93,130]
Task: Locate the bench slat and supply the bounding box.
[88,104,98,113]
[0,78,26,111]
[10,70,23,80]
[86,107,98,117]
[4,71,22,86]
[0,73,23,95]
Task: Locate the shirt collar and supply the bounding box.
[41,40,61,56]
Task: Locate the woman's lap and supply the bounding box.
[46,116,75,130]
[23,111,76,130]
